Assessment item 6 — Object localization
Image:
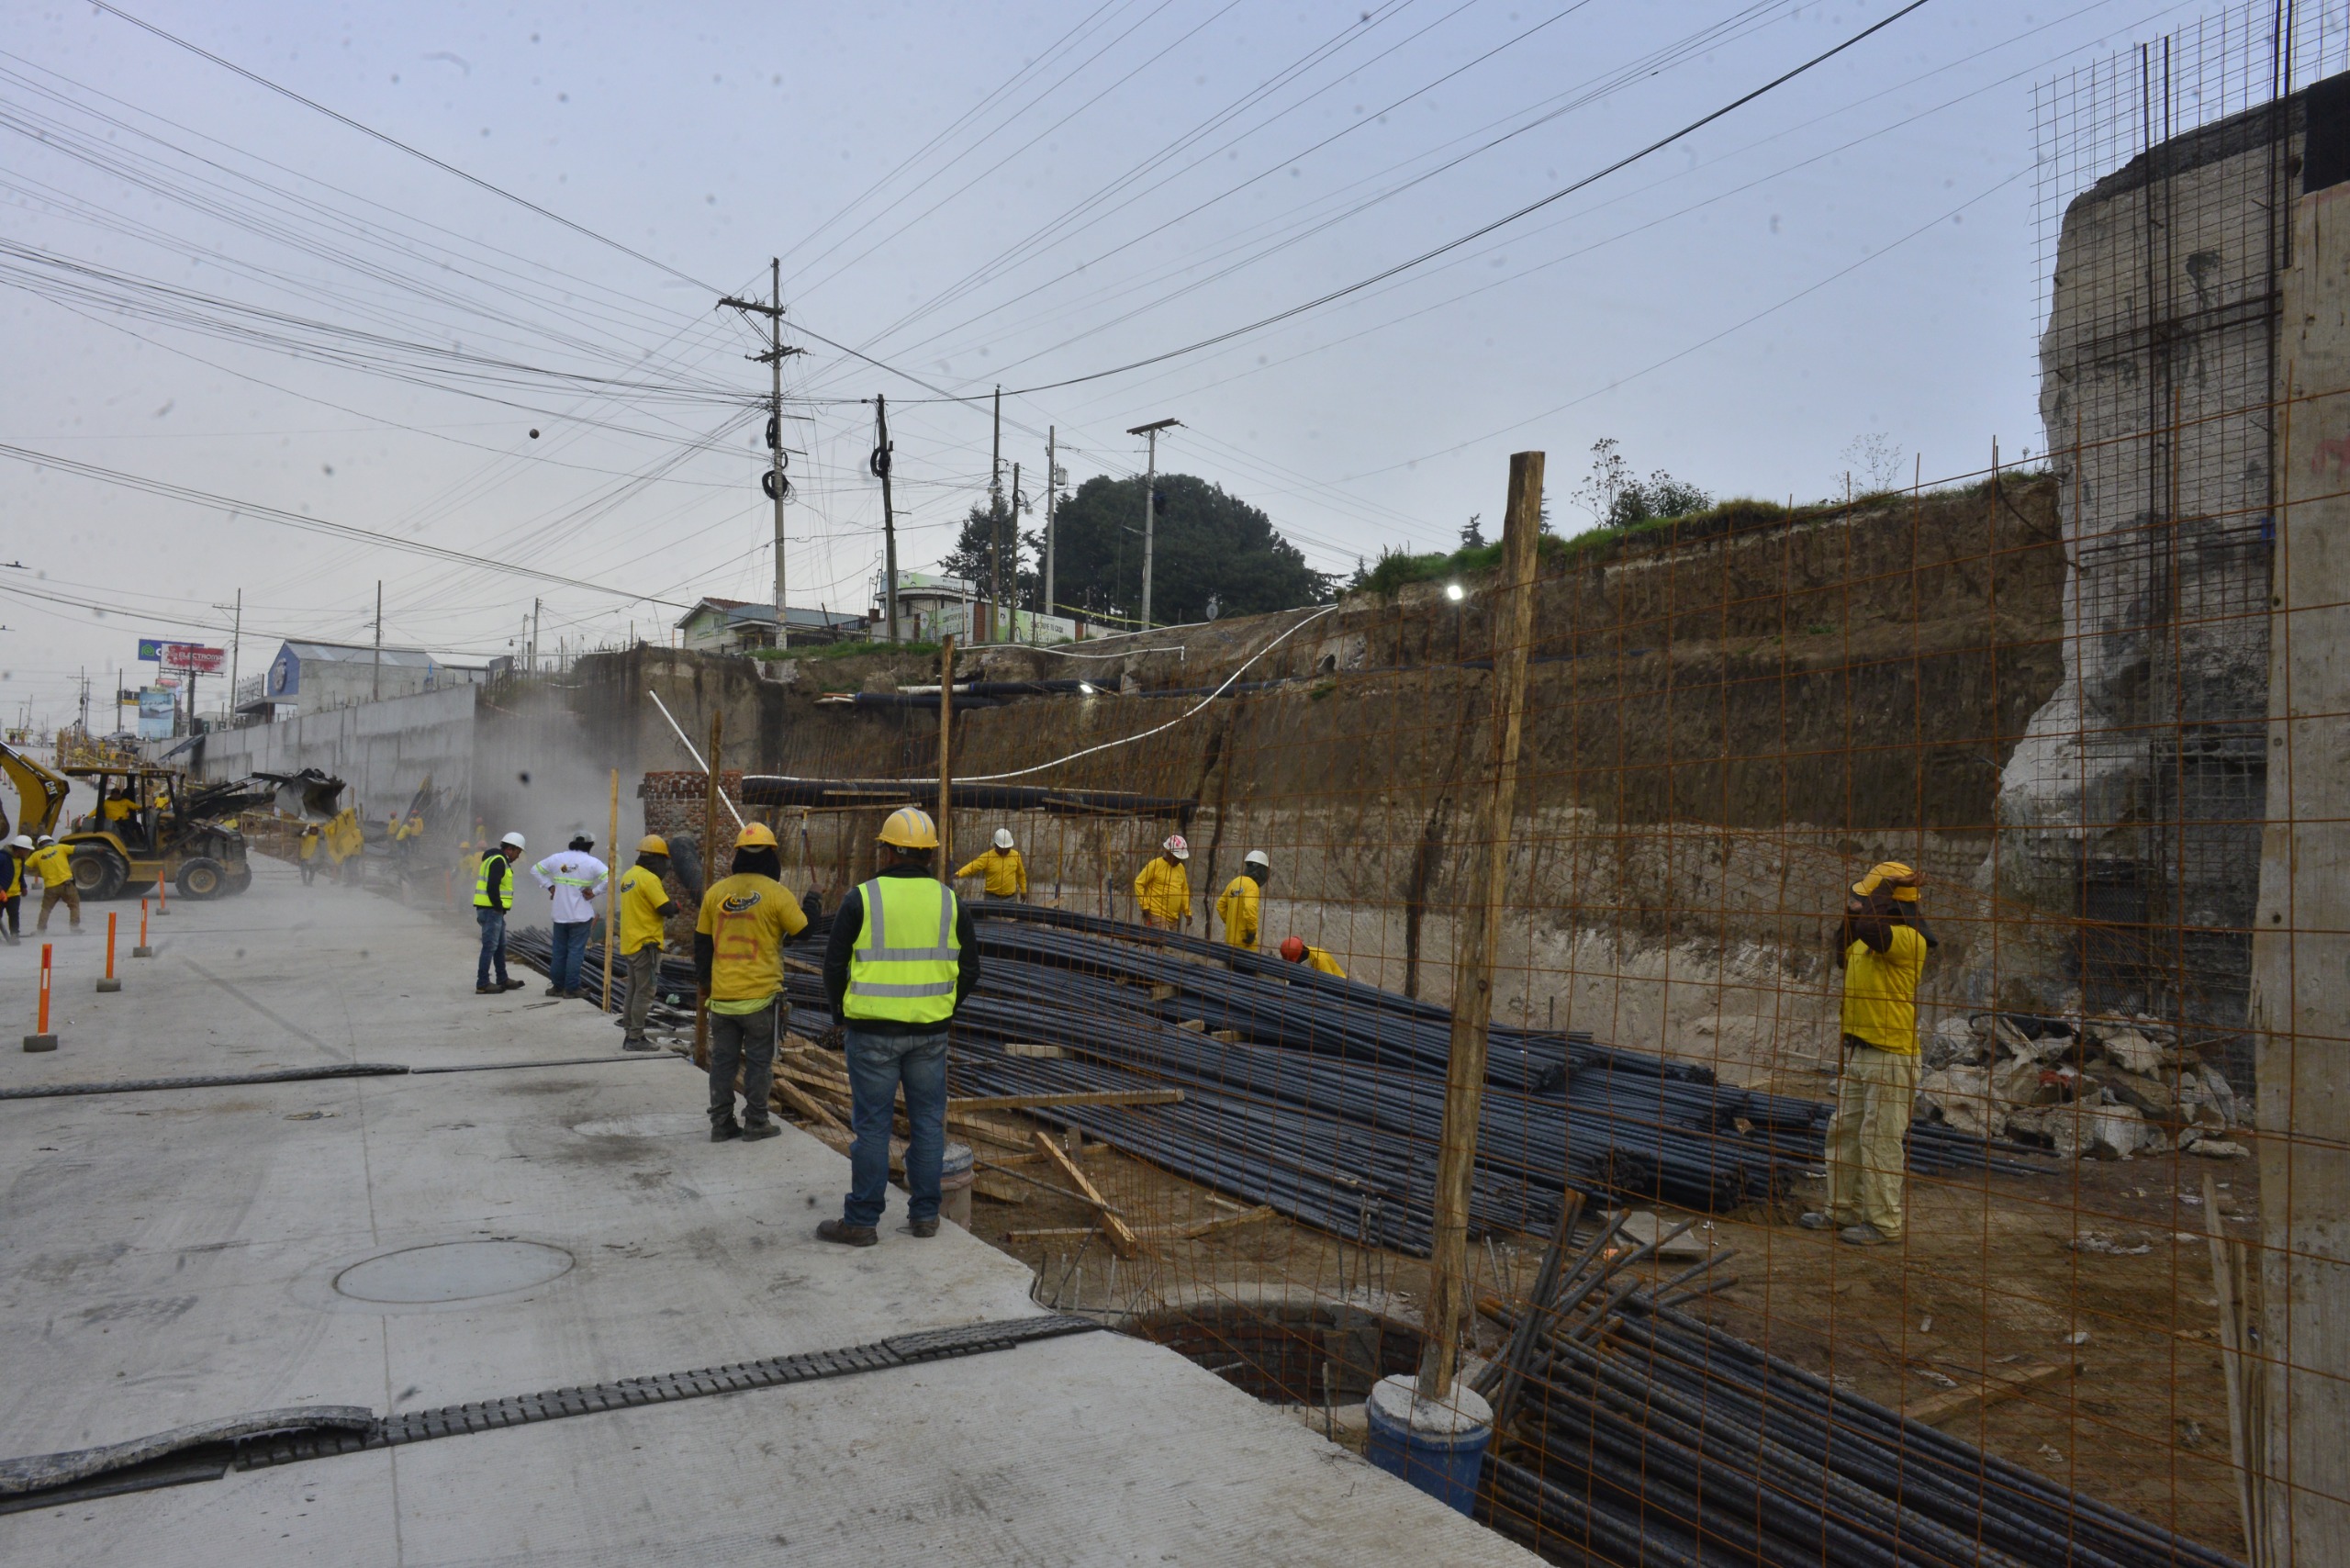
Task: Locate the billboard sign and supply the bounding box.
[160,644,226,673]
[136,688,176,741]
[137,637,165,662]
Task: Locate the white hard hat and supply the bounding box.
[9,835,29,850]
[1162,834,1190,861]
[500,831,525,849]
[1244,849,1270,868]
[35,834,55,846]
[992,828,1015,850]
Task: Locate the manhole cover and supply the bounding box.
[571,1112,709,1138]
[333,1240,575,1305]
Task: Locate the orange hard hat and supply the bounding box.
[1280,936,1306,963]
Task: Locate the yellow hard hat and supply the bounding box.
[637,834,670,856]
[735,822,778,850]
[878,805,939,850]
[1852,860,1921,902]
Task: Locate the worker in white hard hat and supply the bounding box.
[473,832,527,994]
[615,834,679,1049]
[1134,834,1192,930]
[0,833,28,945]
[954,826,1028,903]
[1215,849,1270,951]
[818,805,979,1246]
[27,834,79,935]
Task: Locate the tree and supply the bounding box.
[1840,431,1906,493]
[939,496,1030,605]
[1570,437,1711,532]
[1460,513,1486,550]
[1036,473,1333,625]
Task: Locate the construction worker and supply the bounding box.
[1279,935,1347,978]
[1,834,26,945]
[532,834,610,998]
[1802,862,1934,1247]
[615,835,678,1050]
[954,827,1028,902]
[474,832,527,994]
[1215,849,1270,949]
[695,822,809,1143]
[102,787,134,824]
[1133,834,1192,930]
[298,824,322,885]
[819,805,979,1246]
[28,835,80,935]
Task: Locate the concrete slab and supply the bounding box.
[0,864,1536,1564]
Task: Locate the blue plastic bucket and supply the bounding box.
[1363,1373,1493,1515]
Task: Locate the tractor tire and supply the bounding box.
[71,846,127,902]
[176,857,229,901]
[225,863,253,896]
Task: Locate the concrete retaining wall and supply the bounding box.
[191,684,476,827]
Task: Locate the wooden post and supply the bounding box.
[693,711,723,1068]
[1416,449,1544,1400]
[936,634,956,879]
[600,767,620,1014]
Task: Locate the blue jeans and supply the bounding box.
[476,908,509,987]
[549,921,589,991]
[844,1029,950,1227]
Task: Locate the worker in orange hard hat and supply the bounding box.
[614,834,678,1050]
[1133,834,1192,930]
[1802,859,1937,1248]
[1279,935,1348,978]
[695,819,809,1143]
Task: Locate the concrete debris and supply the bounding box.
[1913,1012,2239,1160]
[1617,1209,1715,1260]
[2068,1232,2154,1256]
[2179,1134,2252,1159]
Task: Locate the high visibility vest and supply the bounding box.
[845,876,961,1024]
[473,852,511,911]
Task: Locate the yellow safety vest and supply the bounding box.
[473,852,512,911]
[845,876,961,1024]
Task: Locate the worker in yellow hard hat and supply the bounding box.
[695,820,809,1143]
[1279,935,1347,978]
[1133,833,1192,930]
[1803,860,1936,1248]
[615,834,678,1050]
[954,826,1027,902]
[1215,849,1270,950]
[818,804,979,1247]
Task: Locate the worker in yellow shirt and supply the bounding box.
[1,833,25,945]
[695,822,809,1142]
[1215,849,1270,949]
[27,834,80,934]
[1802,861,1934,1247]
[299,824,323,885]
[616,835,679,1050]
[1133,834,1192,930]
[955,828,1028,902]
[1278,935,1347,978]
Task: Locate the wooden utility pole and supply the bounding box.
[1010,462,1023,640]
[936,635,956,877]
[1045,426,1058,622]
[693,711,723,1069]
[874,396,899,643]
[1416,449,1545,1401]
[1126,418,1180,629]
[718,268,803,648]
[601,767,620,1014]
[989,387,1003,644]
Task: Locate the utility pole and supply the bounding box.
[989,386,1003,644]
[873,396,899,644]
[531,597,541,676]
[719,263,803,648]
[1010,462,1023,641]
[1045,426,1058,626]
[372,580,384,701]
[229,589,241,722]
[1127,418,1181,630]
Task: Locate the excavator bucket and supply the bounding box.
[253,769,345,822]
[0,739,71,843]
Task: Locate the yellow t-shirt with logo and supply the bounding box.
[1841,924,1927,1054]
[696,872,807,1012]
[618,866,673,954]
[27,844,73,887]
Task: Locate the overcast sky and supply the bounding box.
[0,0,2305,726]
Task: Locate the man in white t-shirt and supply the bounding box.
[532,834,609,998]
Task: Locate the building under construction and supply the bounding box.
[10,7,2350,1567]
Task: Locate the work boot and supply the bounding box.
[816,1219,878,1248]
[543,983,564,997]
[476,984,501,995]
[710,1118,741,1142]
[907,1217,940,1239]
[1840,1224,1889,1247]
[621,1036,655,1052]
[738,1121,782,1142]
[501,978,526,991]
[1797,1212,1834,1231]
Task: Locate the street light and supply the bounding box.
[1125,418,1181,629]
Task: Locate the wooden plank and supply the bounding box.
[1031,1130,1143,1259]
[1005,1207,1273,1244]
[768,1074,845,1131]
[1210,1029,1241,1043]
[1174,1018,1207,1034]
[1005,1041,1067,1058]
[947,1089,1183,1113]
[1902,1361,2072,1427]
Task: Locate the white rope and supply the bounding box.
[958,604,1344,784]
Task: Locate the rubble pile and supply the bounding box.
[1914,1013,2246,1161]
